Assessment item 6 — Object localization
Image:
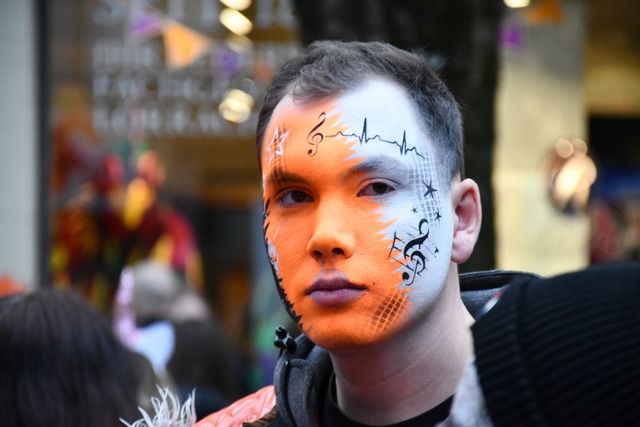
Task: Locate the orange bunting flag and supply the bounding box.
[524,0,565,24]
[162,21,212,68]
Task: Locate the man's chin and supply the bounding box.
[304,324,393,353]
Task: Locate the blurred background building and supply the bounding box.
[1,0,638,392]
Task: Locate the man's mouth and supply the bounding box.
[307,269,366,306]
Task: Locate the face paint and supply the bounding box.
[261,78,453,349]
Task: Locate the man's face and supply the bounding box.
[261,79,453,349]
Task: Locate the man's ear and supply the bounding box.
[450,178,482,264]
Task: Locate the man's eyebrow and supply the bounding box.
[264,168,309,186]
[264,156,411,186]
[350,156,409,178]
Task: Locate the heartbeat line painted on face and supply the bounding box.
[314,116,426,159]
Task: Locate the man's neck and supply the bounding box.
[328,281,475,426]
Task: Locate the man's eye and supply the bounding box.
[358,182,396,197]
[280,190,313,205]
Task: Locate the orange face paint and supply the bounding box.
[261,79,453,349]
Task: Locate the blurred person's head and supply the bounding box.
[168,318,247,419]
[0,287,155,427]
[127,259,210,326]
[0,274,25,310]
[441,262,640,427]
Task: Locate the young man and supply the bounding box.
[196,40,538,427]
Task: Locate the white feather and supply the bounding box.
[121,386,197,427]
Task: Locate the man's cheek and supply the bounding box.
[266,239,280,276]
[266,226,305,283]
[369,288,410,335]
[263,205,282,276]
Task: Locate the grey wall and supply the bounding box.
[0,0,38,290]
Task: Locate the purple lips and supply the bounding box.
[307,269,366,306]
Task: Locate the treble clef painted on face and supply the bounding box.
[402,218,429,286]
[307,112,326,156]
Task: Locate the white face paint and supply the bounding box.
[261,78,455,348]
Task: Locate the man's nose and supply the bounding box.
[306,200,356,262]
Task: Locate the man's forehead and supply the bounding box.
[269,93,329,122]
[338,77,413,110]
[268,79,425,141]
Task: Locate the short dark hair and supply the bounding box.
[0,288,149,427]
[256,40,464,182]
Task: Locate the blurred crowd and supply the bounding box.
[0,259,249,426]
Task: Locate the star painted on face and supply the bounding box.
[423,180,438,199]
[412,207,418,214]
[435,210,442,221]
[266,127,290,165]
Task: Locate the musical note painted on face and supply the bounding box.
[307,112,326,156]
[402,219,430,286]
